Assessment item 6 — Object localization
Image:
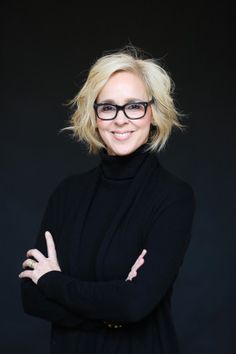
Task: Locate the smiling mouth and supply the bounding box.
[112,131,134,136]
[111,131,134,141]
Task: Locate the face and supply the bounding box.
[95,71,153,156]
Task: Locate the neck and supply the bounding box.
[99,143,150,180]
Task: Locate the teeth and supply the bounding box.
[113,132,131,136]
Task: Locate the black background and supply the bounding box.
[1,1,235,353]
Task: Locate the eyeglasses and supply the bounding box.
[94,99,154,120]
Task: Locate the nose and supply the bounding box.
[114,110,129,125]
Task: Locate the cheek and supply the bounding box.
[138,114,152,132]
[96,120,110,140]
[96,119,103,133]
[96,118,108,129]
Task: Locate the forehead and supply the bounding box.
[97,71,148,101]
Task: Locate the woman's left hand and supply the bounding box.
[126,249,147,281]
[19,231,61,285]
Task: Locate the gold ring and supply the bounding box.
[29,259,36,269]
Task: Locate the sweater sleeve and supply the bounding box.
[20,178,86,328]
[37,184,196,324]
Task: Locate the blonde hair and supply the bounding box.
[63,46,186,154]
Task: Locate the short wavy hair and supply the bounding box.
[63,46,186,154]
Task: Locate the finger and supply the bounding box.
[126,249,147,282]
[132,252,146,271]
[26,249,45,262]
[126,273,132,281]
[132,256,142,269]
[45,231,57,259]
[131,260,144,274]
[22,260,27,269]
[135,249,147,263]
[132,249,147,268]
[22,258,38,269]
[22,258,32,269]
[131,258,144,270]
[126,270,137,281]
[140,249,147,258]
[130,270,137,278]
[133,258,145,272]
[19,270,33,279]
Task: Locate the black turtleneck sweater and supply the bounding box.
[78,143,149,280]
[21,142,196,354]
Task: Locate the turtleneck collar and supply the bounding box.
[99,143,151,180]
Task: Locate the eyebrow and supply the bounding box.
[97,97,147,104]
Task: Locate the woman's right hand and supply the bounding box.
[126,249,147,281]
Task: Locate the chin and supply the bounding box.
[107,142,142,156]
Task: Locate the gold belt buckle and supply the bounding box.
[103,321,123,329]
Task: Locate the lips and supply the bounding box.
[111,131,134,141]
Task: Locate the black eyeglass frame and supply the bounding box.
[94,99,154,120]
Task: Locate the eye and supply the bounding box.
[126,103,144,110]
[99,104,116,112]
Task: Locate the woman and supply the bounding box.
[19,47,196,354]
